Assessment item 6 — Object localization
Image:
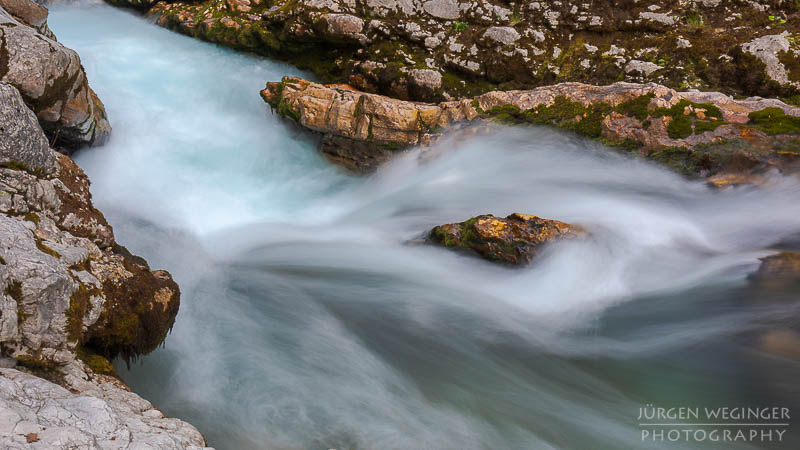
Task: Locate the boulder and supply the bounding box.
[428,213,586,265]
[1,5,111,150]
[264,76,800,178]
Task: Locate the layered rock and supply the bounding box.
[1,2,111,150]
[263,76,800,177]
[109,0,800,103]
[0,81,209,448]
[428,213,585,265]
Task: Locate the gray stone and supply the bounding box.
[742,32,800,89]
[0,6,111,150]
[0,83,57,174]
[0,367,212,449]
[422,0,460,20]
[483,26,520,46]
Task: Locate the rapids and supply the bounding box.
[49,4,800,449]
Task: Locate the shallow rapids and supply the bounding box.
[50,4,800,449]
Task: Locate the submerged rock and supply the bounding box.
[264,76,800,177]
[428,213,585,265]
[1,3,111,150]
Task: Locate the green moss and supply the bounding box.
[17,306,31,326]
[453,22,468,32]
[694,120,727,134]
[649,146,721,177]
[67,283,93,343]
[23,212,40,225]
[667,114,693,139]
[16,353,66,386]
[615,94,655,121]
[35,239,61,259]
[1,161,29,171]
[354,95,365,117]
[76,347,117,377]
[748,107,800,135]
[5,280,22,302]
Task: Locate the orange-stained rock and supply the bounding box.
[263,76,800,176]
[428,213,586,266]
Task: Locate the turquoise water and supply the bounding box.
[50,5,800,449]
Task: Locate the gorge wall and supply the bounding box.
[0,2,210,448]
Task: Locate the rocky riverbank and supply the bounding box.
[263,76,800,179]
[110,0,800,104]
[0,2,210,447]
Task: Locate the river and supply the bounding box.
[49,4,800,449]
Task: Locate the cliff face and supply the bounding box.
[0,3,210,447]
[1,1,111,150]
[263,76,800,180]
[110,0,800,103]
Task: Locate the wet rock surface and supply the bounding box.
[264,76,800,177]
[428,213,585,265]
[107,0,800,103]
[1,2,111,150]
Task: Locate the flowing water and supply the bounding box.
[49,4,800,449]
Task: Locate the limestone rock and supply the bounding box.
[428,213,586,265]
[483,26,520,46]
[422,0,459,20]
[263,76,800,177]
[741,32,800,91]
[0,4,111,150]
[0,366,211,449]
[0,83,57,174]
[138,0,800,102]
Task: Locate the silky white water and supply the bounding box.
[50,5,800,449]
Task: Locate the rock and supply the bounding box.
[319,13,366,43]
[0,0,47,29]
[751,251,800,283]
[422,0,459,20]
[741,32,800,91]
[0,83,57,174]
[428,213,586,265]
[264,76,800,177]
[483,26,520,46]
[625,60,662,76]
[0,366,211,449]
[408,68,442,101]
[1,4,111,150]
[0,79,180,371]
[0,6,205,446]
[134,0,800,102]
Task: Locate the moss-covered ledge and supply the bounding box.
[263,76,800,181]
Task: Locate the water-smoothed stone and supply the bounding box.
[0,4,110,150]
[428,213,586,265]
[263,76,800,178]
